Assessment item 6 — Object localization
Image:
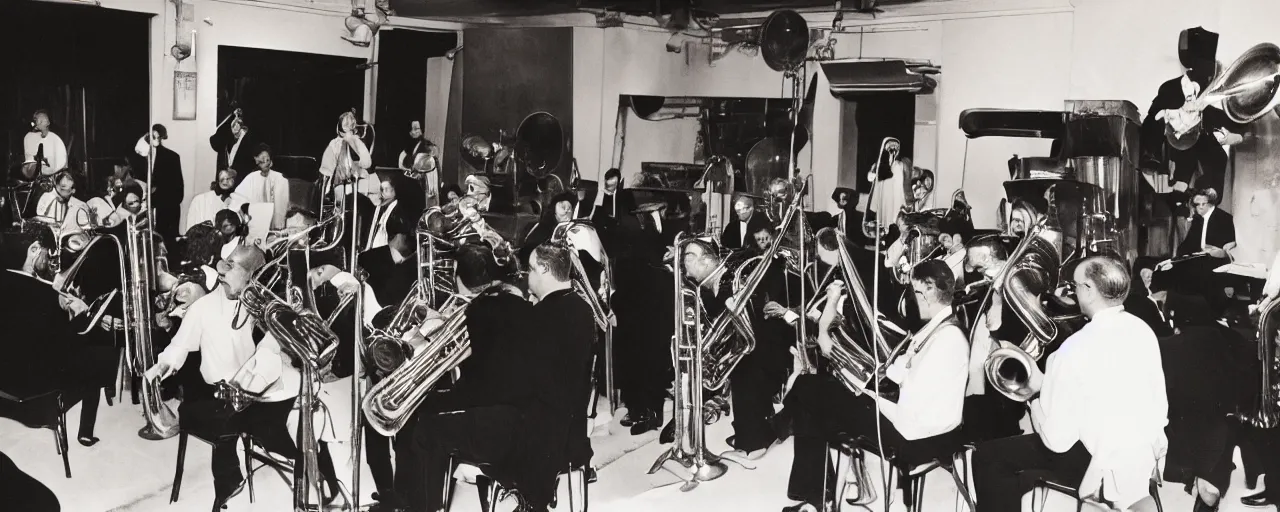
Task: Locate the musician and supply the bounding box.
[779,259,968,512]
[83,182,144,228]
[23,110,67,177]
[1158,300,1257,512]
[867,156,912,223]
[520,191,577,264]
[234,144,290,230]
[962,235,1031,441]
[187,169,249,230]
[1156,188,1236,313]
[146,245,302,510]
[680,238,790,457]
[397,121,435,173]
[972,255,1168,512]
[366,174,423,251]
[84,174,127,225]
[131,124,185,244]
[718,195,770,251]
[34,171,88,234]
[209,108,256,186]
[404,242,562,512]
[320,111,378,202]
[1140,27,1243,198]
[1125,257,1174,337]
[830,186,875,246]
[581,167,633,222]
[938,218,970,286]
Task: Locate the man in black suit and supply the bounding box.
[1158,188,1236,314]
[209,110,257,188]
[720,195,770,251]
[1140,27,1243,199]
[583,168,636,223]
[134,124,184,245]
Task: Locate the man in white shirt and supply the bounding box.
[187,169,249,231]
[34,171,88,236]
[319,111,379,204]
[23,110,67,177]
[146,245,301,509]
[972,255,1168,512]
[234,144,290,230]
[780,258,969,512]
[960,235,1028,442]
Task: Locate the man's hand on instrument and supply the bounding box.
[145,362,175,382]
[1204,245,1228,259]
[59,295,89,316]
[762,301,790,319]
[826,280,846,301]
[1156,259,1174,272]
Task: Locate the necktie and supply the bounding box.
[368,206,384,249]
[1198,214,1208,250]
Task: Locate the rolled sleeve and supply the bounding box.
[883,328,970,440]
[156,307,201,375]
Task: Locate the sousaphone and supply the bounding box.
[515,112,565,179]
[1166,42,1280,150]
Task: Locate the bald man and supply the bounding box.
[147,245,302,510]
[720,195,770,251]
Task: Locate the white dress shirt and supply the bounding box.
[1035,306,1167,509]
[875,307,969,440]
[365,200,397,251]
[24,131,67,176]
[34,193,88,235]
[235,170,290,230]
[1198,207,1214,250]
[319,137,379,203]
[1262,250,1280,301]
[186,190,249,231]
[156,287,300,402]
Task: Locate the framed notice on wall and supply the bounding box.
[173,71,197,120]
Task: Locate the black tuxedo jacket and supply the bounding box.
[719,214,771,251]
[358,245,417,308]
[1141,77,1241,165]
[208,124,258,186]
[1176,208,1236,256]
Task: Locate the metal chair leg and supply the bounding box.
[57,395,70,478]
[442,456,457,511]
[171,432,188,503]
[241,436,256,503]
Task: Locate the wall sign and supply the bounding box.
[173,71,197,120]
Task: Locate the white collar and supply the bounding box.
[389,245,406,264]
[1089,305,1125,321]
[1201,207,1215,220]
[917,305,955,335]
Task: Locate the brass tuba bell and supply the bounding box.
[1166,43,1280,150]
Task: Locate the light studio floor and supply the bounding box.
[0,395,1268,512]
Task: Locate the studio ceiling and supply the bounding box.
[389,0,930,20]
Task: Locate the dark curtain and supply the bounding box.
[372,29,458,169]
[216,47,365,181]
[853,93,915,193]
[2,1,149,197]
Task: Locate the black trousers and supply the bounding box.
[614,265,673,418]
[962,392,1025,443]
[364,407,421,505]
[785,374,957,504]
[1244,425,1280,500]
[1164,416,1236,494]
[729,342,788,452]
[177,389,298,490]
[407,404,523,512]
[972,434,1092,512]
[1169,134,1228,195]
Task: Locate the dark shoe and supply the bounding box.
[630,412,659,435]
[585,466,598,484]
[1241,491,1273,508]
[725,435,737,449]
[1245,469,1260,490]
[782,502,819,512]
[659,420,675,444]
[620,411,636,427]
[1194,495,1218,512]
[77,436,100,447]
[213,478,246,511]
[772,411,794,441]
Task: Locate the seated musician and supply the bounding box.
[145,245,302,510]
[937,218,970,286]
[234,144,290,230]
[1125,257,1174,337]
[408,242,591,512]
[33,171,87,234]
[779,258,968,512]
[1156,188,1235,313]
[961,235,1030,441]
[972,255,1167,512]
[521,192,577,261]
[366,173,425,252]
[675,237,789,458]
[186,168,249,231]
[720,195,770,251]
[586,167,636,227]
[1158,298,1257,512]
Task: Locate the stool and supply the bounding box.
[1033,475,1164,512]
[169,430,255,504]
[443,456,590,512]
[830,435,974,512]
[0,388,71,478]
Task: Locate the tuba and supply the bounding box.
[1166,43,1280,150]
[362,291,476,436]
[124,219,180,440]
[365,280,436,375]
[981,214,1067,402]
[550,220,613,331]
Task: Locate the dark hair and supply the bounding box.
[685,238,721,264]
[1192,187,1220,205]
[214,209,245,237]
[455,243,498,290]
[253,143,273,158]
[966,234,1010,261]
[604,168,621,181]
[750,222,776,237]
[212,168,238,191]
[112,182,144,206]
[531,242,574,282]
[151,123,168,141]
[816,227,847,252]
[52,170,75,188]
[33,109,49,121]
[911,259,957,305]
[1080,255,1130,301]
[183,222,222,266]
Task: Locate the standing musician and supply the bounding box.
[614,200,675,435]
[146,245,302,510]
[406,242,586,512]
[961,235,1029,441]
[972,255,1167,512]
[234,144,291,231]
[520,192,577,264]
[209,108,256,187]
[1155,188,1235,314]
[778,257,969,512]
[679,238,790,459]
[320,110,377,202]
[23,109,68,178]
[720,195,770,251]
[133,124,185,245]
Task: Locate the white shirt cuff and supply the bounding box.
[783,310,800,325]
[330,271,358,289]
